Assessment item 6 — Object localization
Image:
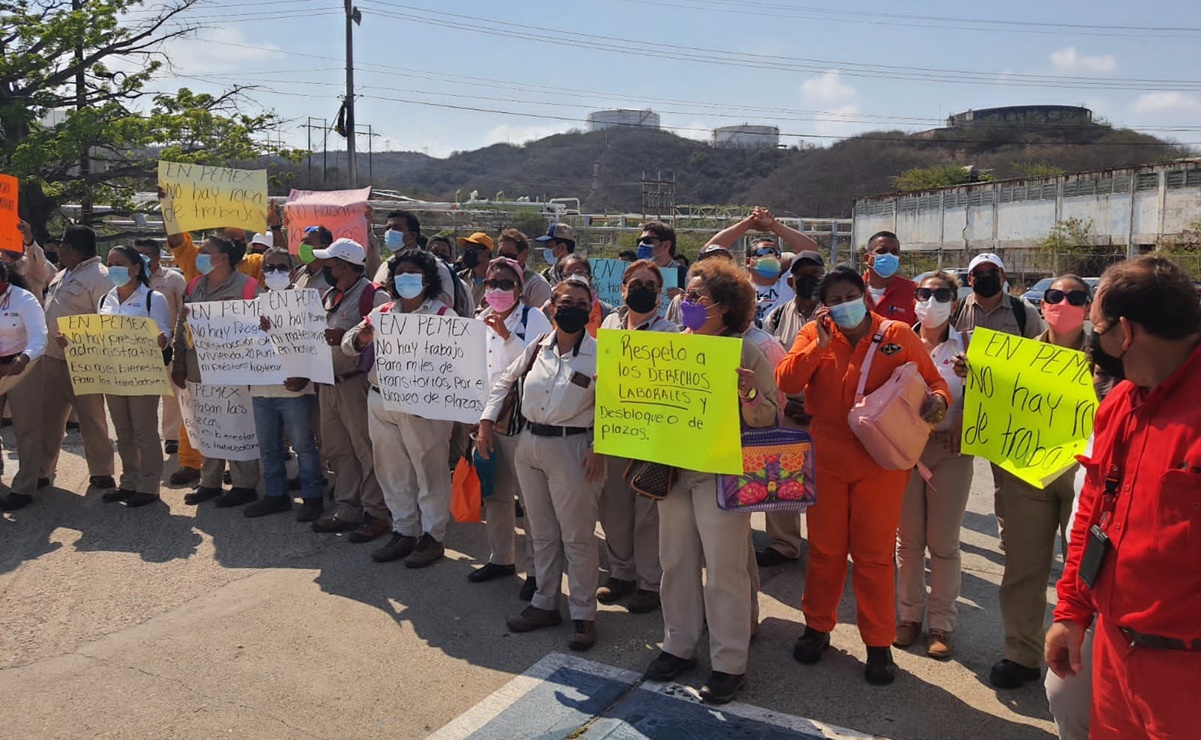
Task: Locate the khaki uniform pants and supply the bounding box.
[599,455,662,591]
[764,511,806,559]
[160,361,181,442]
[896,433,975,632]
[107,394,163,494]
[660,469,753,675]
[200,456,258,490]
[367,391,454,540]
[320,376,387,523]
[482,432,533,569]
[998,467,1075,668]
[0,358,44,495]
[514,431,602,621]
[39,356,114,480]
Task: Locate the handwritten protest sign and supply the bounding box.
[186,299,285,385]
[594,329,742,474]
[57,315,172,396]
[589,258,679,317]
[178,382,260,461]
[0,174,20,253]
[283,188,372,255]
[157,161,268,234]
[374,311,488,423]
[961,328,1097,488]
[260,289,335,385]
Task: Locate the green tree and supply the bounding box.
[1,0,292,239]
[1011,161,1066,179]
[891,164,993,192]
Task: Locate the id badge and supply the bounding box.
[1079,524,1111,589]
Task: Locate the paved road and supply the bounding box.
[0,426,1058,739]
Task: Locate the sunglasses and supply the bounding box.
[1044,289,1089,307]
[263,264,291,273]
[915,287,954,303]
[303,226,320,234]
[484,279,517,291]
[751,248,779,258]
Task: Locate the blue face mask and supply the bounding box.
[195,254,215,275]
[385,230,405,253]
[107,266,131,287]
[393,273,425,300]
[829,297,868,328]
[872,252,900,279]
[541,248,556,266]
[636,242,655,261]
[753,257,782,279]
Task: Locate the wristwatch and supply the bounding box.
[740,387,758,402]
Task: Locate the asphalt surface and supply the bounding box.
[0,424,1058,739]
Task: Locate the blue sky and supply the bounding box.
[151,0,1201,159]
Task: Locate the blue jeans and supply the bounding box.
[252,394,322,500]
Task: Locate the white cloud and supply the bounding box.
[1131,91,1201,116]
[800,70,861,138]
[168,27,285,75]
[1050,47,1116,75]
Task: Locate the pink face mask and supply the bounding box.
[1043,301,1086,334]
[485,289,517,313]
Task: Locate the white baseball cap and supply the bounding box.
[250,232,273,248]
[968,252,1005,273]
[312,238,365,266]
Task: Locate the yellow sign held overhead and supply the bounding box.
[157,161,268,234]
[57,314,173,396]
[594,329,743,475]
[961,328,1097,488]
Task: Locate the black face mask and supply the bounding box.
[1090,330,1125,381]
[462,249,480,269]
[321,266,337,285]
[625,285,658,314]
[45,252,59,265]
[795,274,820,301]
[972,274,1003,298]
[554,305,590,334]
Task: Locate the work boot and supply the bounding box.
[311,515,359,533]
[927,630,953,661]
[595,577,636,604]
[296,500,324,523]
[0,492,32,511]
[169,467,201,487]
[626,589,661,614]
[893,621,922,648]
[243,496,292,518]
[164,440,179,454]
[184,486,222,505]
[792,626,830,664]
[348,515,391,543]
[372,533,417,563]
[89,475,116,490]
[506,605,562,633]
[755,547,794,567]
[214,487,257,508]
[404,533,444,568]
[989,659,1040,689]
[568,620,596,651]
[643,651,697,681]
[36,477,51,489]
[468,563,517,583]
[123,492,160,508]
[700,671,747,705]
[865,647,897,686]
[519,576,537,601]
[103,488,136,503]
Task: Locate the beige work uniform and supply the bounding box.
[148,266,186,443]
[0,284,48,495]
[39,257,115,481]
[172,271,261,490]
[659,338,778,675]
[482,331,601,620]
[954,293,1045,540]
[322,277,389,523]
[597,309,678,591]
[343,298,455,540]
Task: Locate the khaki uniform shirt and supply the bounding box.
[172,271,258,383]
[482,332,598,429]
[44,256,110,361]
[954,293,1043,339]
[326,277,389,377]
[149,266,187,329]
[341,297,451,388]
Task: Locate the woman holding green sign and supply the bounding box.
[643,257,778,705]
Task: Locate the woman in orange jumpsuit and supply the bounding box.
[776,266,951,685]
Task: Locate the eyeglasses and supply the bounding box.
[1044,289,1090,306]
[484,279,517,291]
[263,264,291,273]
[684,290,709,303]
[915,287,954,303]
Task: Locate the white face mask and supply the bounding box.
[914,297,952,327]
[264,271,292,292]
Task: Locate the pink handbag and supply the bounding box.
[847,322,932,470]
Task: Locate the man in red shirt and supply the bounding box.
[1046,255,1201,739]
[861,231,916,326]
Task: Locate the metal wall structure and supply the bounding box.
[851,159,1201,260]
[711,125,781,149]
[585,109,661,132]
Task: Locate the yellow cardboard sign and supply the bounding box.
[594,329,743,475]
[157,161,268,234]
[961,328,1097,488]
[57,314,173,396]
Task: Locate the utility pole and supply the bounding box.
[73,0,92,225]
[344,0,361,188]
